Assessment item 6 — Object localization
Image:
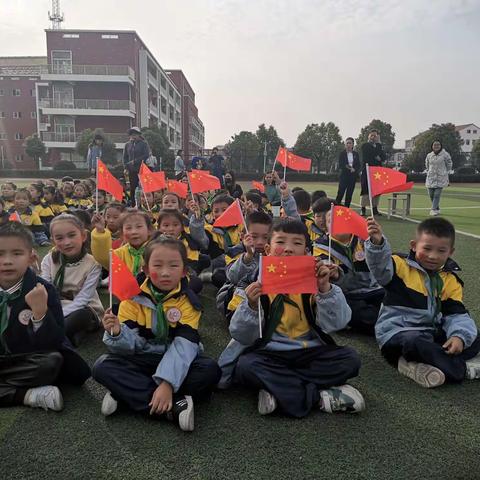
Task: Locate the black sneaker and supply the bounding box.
[167,395,194,432]
[373,208,382,216]
[360,208,366,217]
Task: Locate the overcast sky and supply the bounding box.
[2,0,479,148]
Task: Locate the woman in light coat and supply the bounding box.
[425,141,452,215]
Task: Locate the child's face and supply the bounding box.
[159,216,183,238]
[27,186,41,201]
[51,220,86,258]
[264,173,273,185]
[0,237,35,289]
[14,194,30,211]
[62,184,74,196]
[44,191,54,203]
[245,223,270,254]
[122,215,149,248]
[410,233,454,272]
[314,211,327,231]
[142,192,154,207]
[105,208,122,233]
[45,180,56,187]
[74,185,86,198]
[212,201,230,220]
[1,184,15,200]
[162,194,180,210]
[145,245,186,292]
[95,193,106,207]
[266,231,307,256]
[153,191,163,203]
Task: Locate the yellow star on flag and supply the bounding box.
[336,209,344,216]
[374,172,381,180]
[267,264,276,273]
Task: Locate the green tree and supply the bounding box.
[404,123,465,172]
[470,138,480,170]
[356,119,396,159]
[141,125,170,168]
[25,134,46,169]
[293,122,343,173]
[75,128,118,166]
[225,131,263,172]
[255,124,285,171]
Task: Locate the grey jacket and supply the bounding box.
[425,149,452,188]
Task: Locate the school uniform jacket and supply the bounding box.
[67,197,93,210]
[365,237,477,348]
[103,278,202,392]
[8,207,45,234]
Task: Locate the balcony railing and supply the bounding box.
[149,102,159,116]
[41,132,128,143]
[39,98,135,112]
[45,64,135,79]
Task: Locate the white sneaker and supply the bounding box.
[258,389,277,415]
[429,209,436,216]
[465,354,480,380]
[101,391,118,416]
[397,356,445,388]
[319,384,365,414]
[24,385,63,411]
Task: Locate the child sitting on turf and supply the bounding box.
[91,208,152,277]
[292,189,316,238]
[92,236,221,431]
[67,183,93,210]
[41,214,103,346]
[310,197,331,242]
[43,186,68,218]
[365,216,480,387]
[102,202,126,249]
[92,189,107,214]
[10,189,50,246]
[1,182,16,211]
[218,217,364,418]
[0,222,90,411]
[61,181,74,202]
[313,206,384,335]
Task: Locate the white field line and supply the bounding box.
[409,205,480,210]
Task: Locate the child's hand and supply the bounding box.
[102,308,121,336]
[327,263,341,281]
[149,381,173,415]
[315,260,331,294]
[367,217,383,245]
[272,171,281,184]
[25,283,48,320]
[245,281,262,310]
[443,336,464,355]
[279,181,289,199]
[243,233,255,263]
[91,212,106,233]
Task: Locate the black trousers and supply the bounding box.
[346,292,384,335]
[382,330,480,383]
[234,346,361,418]
[92,353,221,413]
[127,165,141,205]
[64,308,99,347]
[336,174,357,207]
[212,269,227,289]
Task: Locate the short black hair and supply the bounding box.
[246,210,273,229]
[431,140,443,150]
[157,209,185,226]
[311,190,327,204]
[245,192,262,208]
[15,188,32,202]
[0,222,34,249]
[292,189,311,212]
[417,217,455,247]
[312,197,334,214]
[369,129,379,134]
[105,202,126,214]
[145,233,188,267]
[346,137,354,143]
[269,217,309,247]
[212,194,234,207]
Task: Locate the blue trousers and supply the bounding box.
[428,187,443,210]
[234,345,361,418]
[382,330,480,383]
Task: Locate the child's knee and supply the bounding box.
[92,354,111,382]
[34,352,63,382]
[342,347,361,376]
[203,358,221,385]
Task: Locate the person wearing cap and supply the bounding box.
[123,127,150,203]
[87,133,104,174]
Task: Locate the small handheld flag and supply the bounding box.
[166,179,188,198]
[252,180,265,193]
[110,251,141,301]
[188,170,221,194]
[368,166,413,197]
[139,163,166,192]
[275,147,311,172]
[330,206,369,240]
[97,159,124,202]
[8,212,21,223]
[213,199,245,228]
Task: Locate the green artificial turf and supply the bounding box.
[1,216,480,479]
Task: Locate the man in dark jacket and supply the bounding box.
[335,137,361,207]
[360,129,386,216]
[123,127,150,203]
[209,148,225,188]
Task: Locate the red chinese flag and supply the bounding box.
[330,206,369,240]
[252,180,265,193]
[188,170,221,193]
[276,147,311,172]
[368,166,413,197]
[110,251,141,301]
[260,256,317,294]
[166,179,188,198]
[213,199,244,228]
[8,212,21,222]
[138,163,166,192]
[97,159,124,201]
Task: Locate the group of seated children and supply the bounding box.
[1,171,479,432]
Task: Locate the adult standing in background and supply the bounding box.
[123,127,150,203]
[360,129,386,216]
[425,140,452,216]
[224,170,243,199]
[335,137,361,207]
[209,147,225,187]
[174,150,185,179]
[87,133,104,174]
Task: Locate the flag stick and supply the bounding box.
[282,148,287,181]
[327,203,333,265]
[95,157,99,214]
[108,249,113,336]
[139,177,152,213]
[366,164,375,220]
[238,199,249,235]
[185,173,199,218]
[258,254,263,338]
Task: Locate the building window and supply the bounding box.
[12,89,21,96]
[15,154,24,162]
[0,89,4,96]
[101,34,119,39]
[0,112,5,118]
[465,139,470,145]
[474,130,478,134]
[169,127,174,143]
[467,130,471,134]
[62,33,79,38]
[31,89,36,97]
[161,122,167,132]
[0,133,7,140]
[161,96,167,114]
[160,76,167,89]
[51,50,72,74]
[169,86,174,98]
[31,111,37,119]
[13,112,22,119]
[15,133,23,140]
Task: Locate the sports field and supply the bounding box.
[1,183,480,479]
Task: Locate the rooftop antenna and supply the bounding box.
[48,0,64,29]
